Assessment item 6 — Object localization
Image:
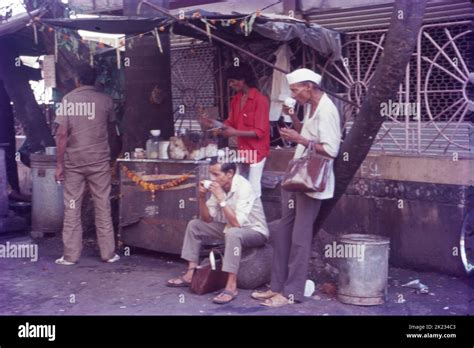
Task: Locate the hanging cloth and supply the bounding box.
[269,43,292,121]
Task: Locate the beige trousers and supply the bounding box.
[62,161,116,262]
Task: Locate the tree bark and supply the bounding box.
[0,0,68,160]
[0,0,96,163]
[314,0,428,233]
[0,37,55,152]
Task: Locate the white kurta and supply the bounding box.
[293,94,342,200]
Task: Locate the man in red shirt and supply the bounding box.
[202,64,270,198]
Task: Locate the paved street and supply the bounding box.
[0,232,472,316]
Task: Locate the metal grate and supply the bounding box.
[304,0,474,32]
[305,0,473,156]
[317,21,473,157]
[170,37,216,132]
[418,23,473,124]
[169,37,279,132]
[345,121,472,156]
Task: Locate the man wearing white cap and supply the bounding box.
[252,68,342,307]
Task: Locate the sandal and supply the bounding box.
[260,293,291,308]
[213,289,238,304]
[55,256,76,266]
[166,276,191,288]
[251,289,278,300]
[105,254,120,263]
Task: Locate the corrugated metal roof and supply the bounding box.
[68,0,123,14]
[304,0,474,32]
[170,34,207,49]
[345,121,472,156]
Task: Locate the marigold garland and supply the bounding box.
[121,165,191,192]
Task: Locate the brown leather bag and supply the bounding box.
[281,141,332,193]
[190,250,228,295]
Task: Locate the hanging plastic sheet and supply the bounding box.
[253,20,341,61]
[41,10,342,61]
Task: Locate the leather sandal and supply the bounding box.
[213,289,238,304]
[166,276,191,288]
[166,267,196,287]
[260,293,291,308]
[251,289,278,300]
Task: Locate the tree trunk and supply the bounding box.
[314,0,428,233]
[0,37,55,152]
[0,0,94,163]
[0,0,70,161]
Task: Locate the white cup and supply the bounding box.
[304,279,315,297]
[283,97,296,117]
[202,180,212,189]
[45,147,57,155]
[283,97,297,108]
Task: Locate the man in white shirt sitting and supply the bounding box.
[167,158,269,304]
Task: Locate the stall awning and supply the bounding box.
[0,9,42,38]
[42,10,342,60]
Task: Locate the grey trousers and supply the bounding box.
[270,192,322,302]
[181,219,267,274]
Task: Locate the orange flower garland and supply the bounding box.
[121,165,191,193]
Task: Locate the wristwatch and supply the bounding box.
[219,200,227,208]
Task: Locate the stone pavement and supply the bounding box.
[0,232,472,316]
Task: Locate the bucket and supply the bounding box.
[336,234,390,306]
[30,154,64,237]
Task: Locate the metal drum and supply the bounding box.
[30,154,64,237]
[336,234,390,306]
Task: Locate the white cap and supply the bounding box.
[286,68,322,86]
[150,129,161,136]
